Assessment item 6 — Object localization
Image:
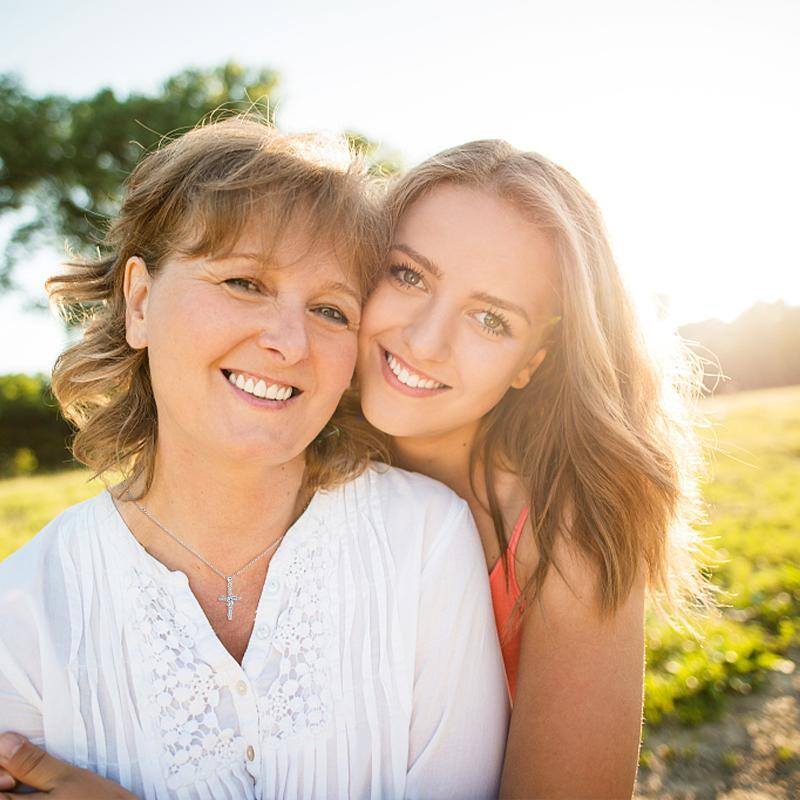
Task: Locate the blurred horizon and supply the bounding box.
[1,0,799,373]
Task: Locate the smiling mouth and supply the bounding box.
[221,369,302,401]
[383,350,451,390]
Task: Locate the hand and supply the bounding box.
[0,733,137,799]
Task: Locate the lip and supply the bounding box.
[379,347,451,398]
[221,369,302,408]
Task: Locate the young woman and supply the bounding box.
[0,121,509,799]
[356,140,709,799]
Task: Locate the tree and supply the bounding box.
[0,63,399,295]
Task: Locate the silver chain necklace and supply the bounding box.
[128,493,308,621]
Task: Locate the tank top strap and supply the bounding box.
[507,505,529,553]
[504,505,529,593]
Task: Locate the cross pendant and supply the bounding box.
[218,576,242,621]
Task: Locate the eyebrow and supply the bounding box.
[213,254,361,305]
[318,281,362,305]
[391,243,443,278]
[391,243,532,324]
[469,291,531,324]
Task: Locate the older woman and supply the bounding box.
[0,119,508,799]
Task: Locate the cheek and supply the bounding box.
[456,344,525,407]
[360,284,407,338]
[319,333,358,393]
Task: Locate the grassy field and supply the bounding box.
[642,385,800,734]
[1,385,798,744]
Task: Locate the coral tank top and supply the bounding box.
[488,506,529,703]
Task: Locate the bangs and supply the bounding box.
[173,180,378,296]
[120,120,384,295]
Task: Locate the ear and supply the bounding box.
[510,347,547,390]
[124,256,152,350]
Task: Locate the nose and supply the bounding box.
[256,304,310,365]
[401,302,452,364]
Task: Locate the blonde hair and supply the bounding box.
[384,140,712,625]
[48,116,388,497]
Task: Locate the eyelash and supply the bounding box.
[225,277,260,293]
[312,306,350,326]
[387,262,511,337]
[224,279,351,327]
[475,309,511,337]
[388,262,425,290]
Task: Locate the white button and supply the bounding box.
[256,624,271,639]
[265,578,280,596]
[236,680,248,696]
[246,744,255,762]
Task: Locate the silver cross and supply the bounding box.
[218,576,241,621]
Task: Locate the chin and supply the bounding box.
[359,402,420,439]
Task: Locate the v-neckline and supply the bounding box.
[102,488,326,670]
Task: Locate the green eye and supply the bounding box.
[475,310,511,337]
[388,264,425,289]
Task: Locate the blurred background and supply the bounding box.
[0,1,798,797]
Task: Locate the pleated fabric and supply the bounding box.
[0,465,508,799]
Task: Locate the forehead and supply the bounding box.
[396,184,557,314]
[208,222,360,288]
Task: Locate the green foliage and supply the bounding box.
[643,385,800,727]
[0,63,401,294]
[0,63,279,288]
[0,373,74,476]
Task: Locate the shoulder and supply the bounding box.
[363,463,471,528]
[0,491,108,603]
[334,463,478,564]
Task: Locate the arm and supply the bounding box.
[499,537,646,799]
[405,501,510,800]
[0,733,136,799]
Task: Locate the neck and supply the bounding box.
[123,436,308,572]
[391,421,482,507]
[391,422,527,539]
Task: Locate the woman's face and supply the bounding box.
[358,184,556,441]
[125,223,361,468]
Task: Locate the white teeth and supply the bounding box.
[385,352,444,390]
[227,372,294,401]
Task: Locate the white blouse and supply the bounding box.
[0,465,508,799]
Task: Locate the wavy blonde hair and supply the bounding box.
[48,116,388,497]
[383,140,712,624]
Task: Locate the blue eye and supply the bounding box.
[388,263,425,290]
[225,278,260,293]
[314,306,349,325]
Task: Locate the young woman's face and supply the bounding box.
[358,184,556,441]
[125,224,361,468]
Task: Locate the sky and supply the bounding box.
[1,0,798,373]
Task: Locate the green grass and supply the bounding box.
[0,469,102,560]
[1,385,799,733]
[643,384,800,729]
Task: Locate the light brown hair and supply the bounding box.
[383,140,712,625]
[48,116,388,497]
